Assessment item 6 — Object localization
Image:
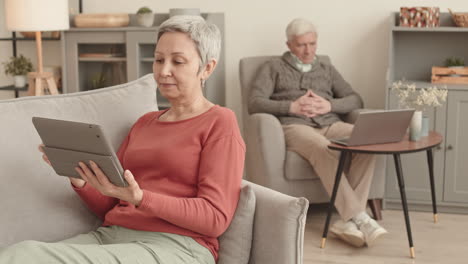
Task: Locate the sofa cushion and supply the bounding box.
[218,184,255,264]
[247,181,309,264]
[0,74,157,247]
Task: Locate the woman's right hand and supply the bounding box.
[38,144,86,188]
[38,144,52,166]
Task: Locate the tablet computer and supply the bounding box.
[32,117,128,187]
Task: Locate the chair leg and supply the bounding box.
[368,199,383,220]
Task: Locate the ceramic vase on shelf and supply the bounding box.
[136,13,154,27]
[409,110,422,141]
[13,75,27,88]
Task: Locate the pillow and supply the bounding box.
[217,185,256,264]
[0,74,157,247]
[246,181,309,264]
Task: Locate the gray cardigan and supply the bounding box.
[248,52,363,127]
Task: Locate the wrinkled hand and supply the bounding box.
[289,90,331,117]
[75,161,143,206]
[305,90,331,116]
[38,144,86,188]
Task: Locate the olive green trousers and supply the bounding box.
[0,226,215,264]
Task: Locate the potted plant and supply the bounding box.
[136,7,154,27]
[2,55,34,88]
[444,57,465,77]
[445,56,465,68]
[91,73,106,90]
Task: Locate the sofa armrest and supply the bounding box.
[245,113,286,185]
[242,180,309,264]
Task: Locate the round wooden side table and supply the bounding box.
[320,131,443,258]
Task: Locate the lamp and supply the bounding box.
[5,0,69,96]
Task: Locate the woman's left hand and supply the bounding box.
[75,161,143,206]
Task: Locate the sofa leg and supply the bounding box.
[368,199,383,220]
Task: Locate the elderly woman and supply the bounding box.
[0,16,245,264]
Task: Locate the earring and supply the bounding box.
[201,79,206,88]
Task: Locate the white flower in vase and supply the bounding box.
[391,81,448,140]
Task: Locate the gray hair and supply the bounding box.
[285,18,317,41]
[157,16,221,70]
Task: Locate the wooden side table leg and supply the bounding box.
[321,151,348,249]
[426,149,438,223]
[27,77,35,96]
[35,78,43,96]
[46,77,59,95]
[368,199,383,220]
[393,153,415,258]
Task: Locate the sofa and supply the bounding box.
[0,74,309,264]
[239,56,386,220]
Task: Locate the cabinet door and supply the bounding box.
[444,91,468,203]
[63,31,127,93]
[125,31,156,81]
[126,31,167,108]
[385,92,446,202]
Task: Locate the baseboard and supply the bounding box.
[384,199,468,214]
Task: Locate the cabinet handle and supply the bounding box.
[436,146,442,151]
[447,145,453,151]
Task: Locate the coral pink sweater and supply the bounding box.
[74,105,245,260]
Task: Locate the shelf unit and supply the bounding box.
[61,13,226,108]
[1,0,80,98]
[385,12,468,214]
[0,32,61,98]
[0,85,28,98]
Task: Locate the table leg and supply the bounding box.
[393,153,415,258]
[426,149,438,223]
[321,151,348,249]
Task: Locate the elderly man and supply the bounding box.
[248,18,387,247]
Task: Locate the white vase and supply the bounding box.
[409,110,422,141]
[13,75,27,88]
[449,66,464,77]
[136,13,154,27]
[421,116,429,137]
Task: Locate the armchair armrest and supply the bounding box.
[342,108,386,199]
[342,108,378,124]
[245,113,286,186]
[242,180,308,264]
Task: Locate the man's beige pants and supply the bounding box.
[283,122,376,221]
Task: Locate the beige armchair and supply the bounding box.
[239,56,385,219]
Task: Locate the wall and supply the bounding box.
[1,0,467,126]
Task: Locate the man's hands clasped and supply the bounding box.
[289,90,331,118]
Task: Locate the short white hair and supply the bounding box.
[286,18,317,41]
[157,16,221,69]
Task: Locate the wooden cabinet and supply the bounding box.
[444,91,468,204]
[61,13,226,107]
[385,13,468,213]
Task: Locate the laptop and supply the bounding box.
[330,109,415,146]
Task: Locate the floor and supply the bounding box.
[304,207,468,264]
